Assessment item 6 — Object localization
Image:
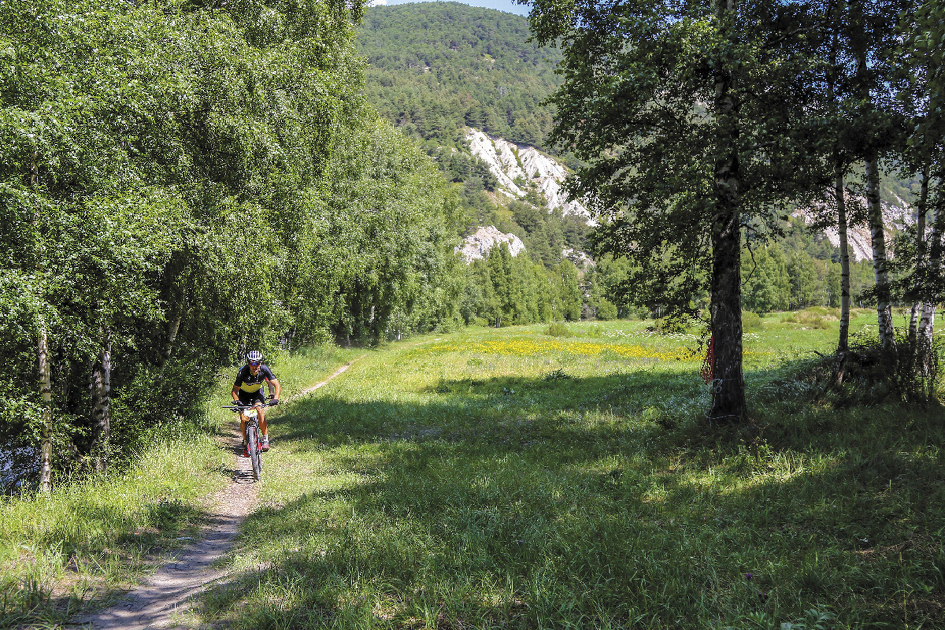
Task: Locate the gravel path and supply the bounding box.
[68,358,361,630]
[68,434,257,630]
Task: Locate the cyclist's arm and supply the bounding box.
[268,378,281,400]
[231,384,241,403]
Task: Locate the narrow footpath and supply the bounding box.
[68,358,361,630]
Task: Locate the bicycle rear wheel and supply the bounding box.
[247,426,263,482]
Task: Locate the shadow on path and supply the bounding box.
[67,359,362,629]
[68,435,256,630]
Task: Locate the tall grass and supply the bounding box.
[198,318,944,629]
[0,424,229,626]
[3,318,943,628]
[0,343,359,627]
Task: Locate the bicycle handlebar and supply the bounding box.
[222,401,276,412]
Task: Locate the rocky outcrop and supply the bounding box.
[562,247,594,271]
[794,192,913,262]
[466,128,589,220]
[457,225,526,263]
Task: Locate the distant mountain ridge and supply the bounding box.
[357,2,562,149]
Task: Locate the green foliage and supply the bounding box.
[551,259,583,321]
[650,313,694,335]
[461,245,557,327]
[742,244,790,315]
[322,117,464,344]
[357,2,562,148]
[546,322,571,337]
[742,311,763,332]
[0,0,459,480]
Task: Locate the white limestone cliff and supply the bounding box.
[465,128,589,220]
[457,225,526,263]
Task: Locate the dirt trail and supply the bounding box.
[68,358,361,630]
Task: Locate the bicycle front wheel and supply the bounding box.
[247,426,263,482]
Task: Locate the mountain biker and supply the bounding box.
[232,350,281,455]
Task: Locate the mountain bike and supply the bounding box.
[222,402,272,482]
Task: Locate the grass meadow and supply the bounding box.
[3,310,945,629]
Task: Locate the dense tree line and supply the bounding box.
[460,245,583,327]
[1,0,461,487]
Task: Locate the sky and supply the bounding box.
[369,0,529,17]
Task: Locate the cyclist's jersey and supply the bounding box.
[234,364,277,395]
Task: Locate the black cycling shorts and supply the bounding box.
[237,391,266,407]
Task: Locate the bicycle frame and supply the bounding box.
[223,402,271,482]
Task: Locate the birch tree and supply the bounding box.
[895,0,945,373]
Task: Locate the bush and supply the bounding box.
[772,329,942,407]
[546,322,572,337]
[785,307,839,329]
[649,313,693,334]
[742,311,763,332]
[595,299,618,320]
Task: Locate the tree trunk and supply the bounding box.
[917,189,941,375]
[707,0,745,423]
[853,34,895,351]
[909,167,929,345]
[91,328,112,472]
[864,152,896,350]
[834,171,853,386]
[38,328,53,493]
[836,172,852,355]
[160,311,182,369]
[32,149,55,492]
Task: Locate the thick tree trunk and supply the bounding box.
[91,329,112,472]
[864,151,895,350]
[38,328,53,493]
[707,0,745,423]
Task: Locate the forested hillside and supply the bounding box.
[355,1,927,327]
[357,2,562,149]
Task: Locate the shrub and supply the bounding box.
[546,322,572,337]
[595,299,618,320]
[771,328,942,406]
[785,307,839,329]
[742,311,763,332]
[649,313,693,334]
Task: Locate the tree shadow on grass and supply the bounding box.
[195,361,945,628]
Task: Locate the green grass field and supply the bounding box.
[3,312,944,629]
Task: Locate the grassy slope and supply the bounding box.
[211,315,943,629]
[3,317,944,628]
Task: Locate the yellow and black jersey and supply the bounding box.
[234,364,276,394]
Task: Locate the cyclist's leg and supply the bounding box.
[237,392,262,453]
[258,408,268,437]
[256,404,270,449]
